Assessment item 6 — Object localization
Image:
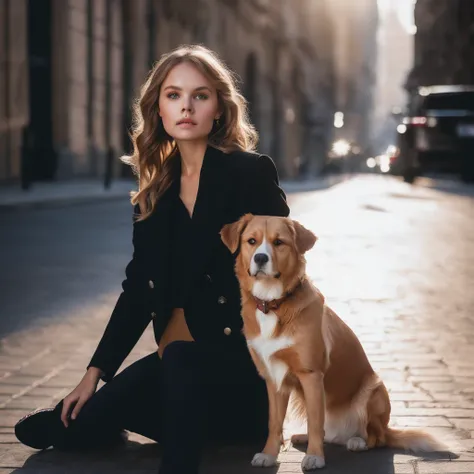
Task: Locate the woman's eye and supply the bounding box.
[166,92,208,100]
[274,239,283,246]
[248,238,256,245]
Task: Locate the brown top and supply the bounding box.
[158,308,194,358]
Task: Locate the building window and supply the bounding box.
[147,0,156,68]
[87,0,94,142]
[163,0,172,19]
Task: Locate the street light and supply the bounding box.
[334,111,344,128]
[332,139,351,157]
[397,124,407,134]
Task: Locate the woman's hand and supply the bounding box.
[60,367,103,427]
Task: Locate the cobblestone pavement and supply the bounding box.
[1,174,474,473]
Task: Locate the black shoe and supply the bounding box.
[15,403,129,451]
[14,407,58,450]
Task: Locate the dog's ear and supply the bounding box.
[292,220,317,254]
[220,213,254,254]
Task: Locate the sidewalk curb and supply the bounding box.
[0,192,131,211]
[281,174,352,194]
[0,180,136,211]
[0,174,352,211]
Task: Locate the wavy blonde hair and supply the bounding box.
[122,44,258,221]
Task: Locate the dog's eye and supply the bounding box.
[248,238,256,245]
[273,239,283,246]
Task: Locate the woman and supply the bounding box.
[15,44,290,473]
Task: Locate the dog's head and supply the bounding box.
[220,214,317,298]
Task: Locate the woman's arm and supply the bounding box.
[87,205,152,382]
[243,154,290,218]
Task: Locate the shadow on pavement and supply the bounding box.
[292,444,400,474]
[9,440,453,473]
[389,191,438,200]
[11,441,277,474]
[11,441,162,473]
[416,177,474,197]
[291,444,452,474]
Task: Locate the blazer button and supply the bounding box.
[148,280,154,289]
[205,274,212,283]
[151,312,157,319]
[224,327,232,336]
[217,296,227,304]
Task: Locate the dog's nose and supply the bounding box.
[254,253,269,266]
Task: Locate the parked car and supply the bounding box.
[395,85,474,183]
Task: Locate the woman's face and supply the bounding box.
[158,62,220,143]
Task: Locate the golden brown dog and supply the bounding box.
[220,214,446,470]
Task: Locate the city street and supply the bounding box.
[1,174,474,473]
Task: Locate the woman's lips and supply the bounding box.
[177,120,197,127]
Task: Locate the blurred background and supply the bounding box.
[2,0,474,188]
[4,0,469,188]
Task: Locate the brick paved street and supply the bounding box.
[1,174,474,473]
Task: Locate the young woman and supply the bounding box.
[15,44,290,474]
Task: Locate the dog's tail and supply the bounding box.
[385,427,448,452]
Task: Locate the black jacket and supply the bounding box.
[88,145,290,382]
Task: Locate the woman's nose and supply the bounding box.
[182,97,193,113]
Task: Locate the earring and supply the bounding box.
[215,117,220,126]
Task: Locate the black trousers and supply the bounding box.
[52,341,268,473]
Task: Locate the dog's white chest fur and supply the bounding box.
[247,309,293,390]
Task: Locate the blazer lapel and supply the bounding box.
[146,171,179,294]
[187,145,233,282]
[149,145,233,302]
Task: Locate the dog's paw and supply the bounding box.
[291,433,308,445]
[346,436,368,452]
[251,453,278,467]
[301,454,325,470]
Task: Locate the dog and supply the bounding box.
[220,214,446,471]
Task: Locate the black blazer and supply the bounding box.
[88,145,290,382]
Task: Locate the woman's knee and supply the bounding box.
[161,340,201,368]
[161,341,205,396]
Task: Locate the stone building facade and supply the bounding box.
[0,0,337,185]
[371,0,415,152]
[325,0,378,156]
[406,0,474,91]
